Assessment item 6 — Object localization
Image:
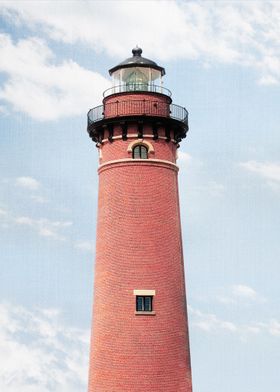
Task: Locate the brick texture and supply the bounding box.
[101,131,177,164]
[88,108,192,391]
[104,92,171,119]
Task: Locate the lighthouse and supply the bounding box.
[87,47,192,392]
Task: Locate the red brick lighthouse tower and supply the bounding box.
[87,47,192,392]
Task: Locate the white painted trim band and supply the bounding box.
[133,290,156,296]
[98,158,179,173]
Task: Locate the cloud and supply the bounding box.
[14,177,48,203]
[197,284,266,305]
[216,296,236,305]
[232,284,258,300]
[226,284,266,304]
[0,105,8,115]
[74,241,94,253]
[189,306,237,333]
[1,1,280,85]
[0,34,110,120]
[15,177,40,191]
[0,302,89,391]
[255,320,280,337]
[189,305,280,339]
[30,195,49,204]
[0,196,81,247]
[240,161,280,185]
[15,216,72,241]
[266,320,280,336]
[0,208,8,216]
[177,151,192,164]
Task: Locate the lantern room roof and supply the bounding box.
[109,46,165,76]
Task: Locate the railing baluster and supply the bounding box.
[103,84,172,98]
[87,101,188,127]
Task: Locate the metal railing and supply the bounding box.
[88,104,104,123]
[103,84,172,98]
[170,104,188,125]
[87,100,188,126]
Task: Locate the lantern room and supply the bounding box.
[106,46,168,95]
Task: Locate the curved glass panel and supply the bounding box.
[125,70,148,91]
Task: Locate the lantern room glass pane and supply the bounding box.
[125,69,148,91]
[110,66,163,95]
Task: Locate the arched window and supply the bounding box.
[132,145,148,159]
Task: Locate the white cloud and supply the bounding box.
[256,320,280,337]
[0,302,89,391]
[240,161,280,185]
[0,105,8,115]
[0,208,7,216]
[0,34,110,120]
[15,216,34,226]
[74,240,94,253]
[1,199,79,246]
[197,284,266,305]
[258,75,279,86]
[15,216,72,241]
[189,305,280,339]
[267,320,280,336]
[15,176,40,191]
[216,284,266,305]
[0,207,10,229]
[216,296,236,305]
[245,326,261,335]
[1,1,280,85]
[189,306,237,333]
[232,284,258,300]
[177,151,192,164]
[30,195,49,204]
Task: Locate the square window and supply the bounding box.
[136,296,153,312]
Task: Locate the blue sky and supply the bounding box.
[0,1,280,391]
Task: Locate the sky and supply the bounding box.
[0,1,280,391]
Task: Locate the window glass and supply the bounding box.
[126,70,148,91]
[133,145,141,159]
[140,145,148,159]
[136,296,153,312]
[144,296,152,311]
[132,145,148,159]
[136,296,144,311]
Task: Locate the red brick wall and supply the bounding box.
[88,132,192,391]
[100,133,177,164]
[104,92,171,119]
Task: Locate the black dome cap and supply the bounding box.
[109,46,165,76]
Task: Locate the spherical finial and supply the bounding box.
[132,46,142,57]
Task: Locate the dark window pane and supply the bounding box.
[140,146,148,159]
[133,145,141,159]
[144,296,152,311]
[136,296,144,311]
[132,145,148,159]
